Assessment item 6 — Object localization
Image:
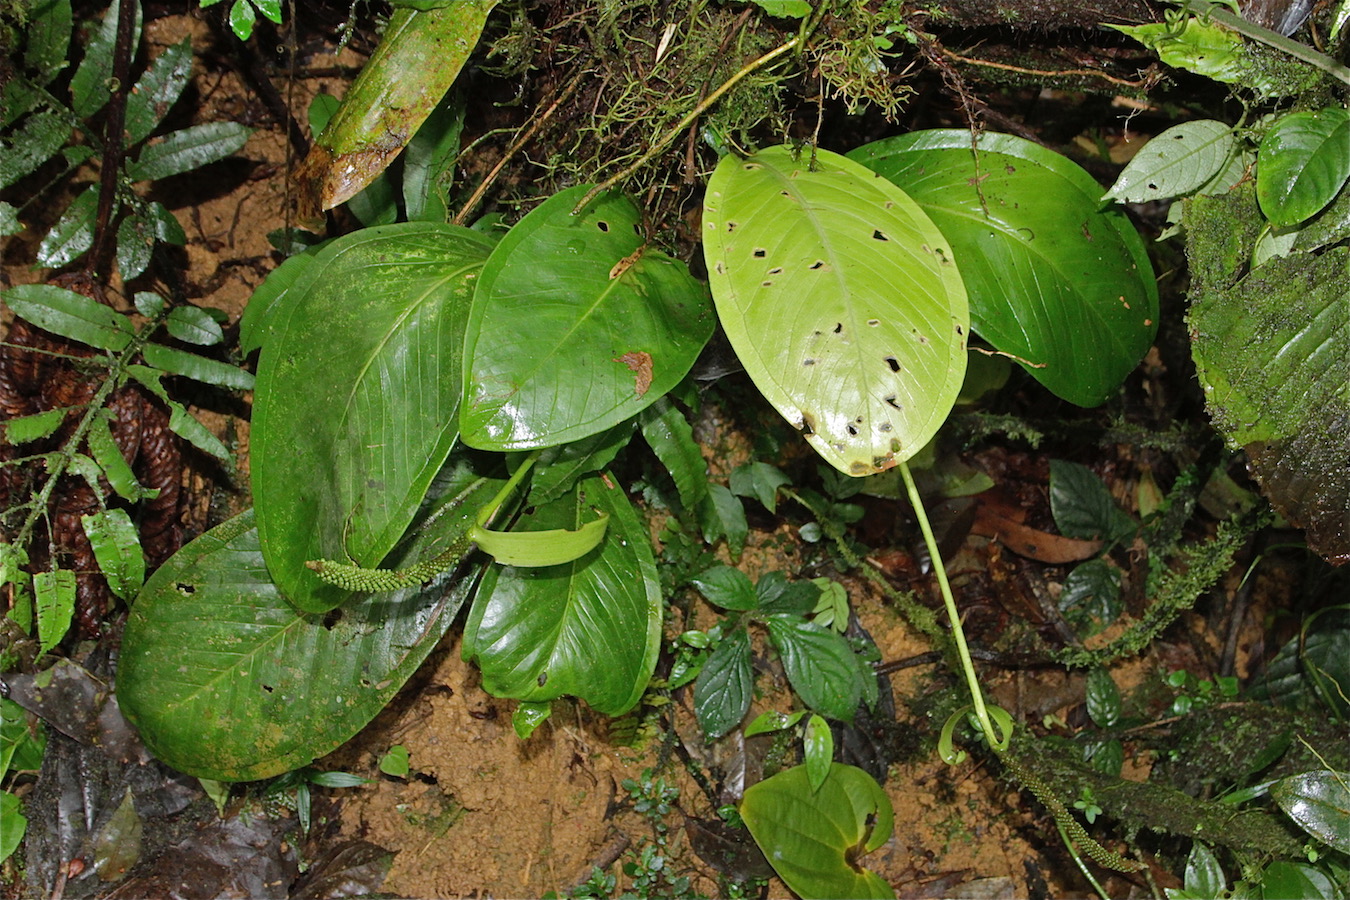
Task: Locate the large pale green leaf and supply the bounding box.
[462,474,661,716]
[741,763,895,900]
[1257,107,1350,228]
[118,467,497,781]
[704,145,968,475]
[461,185,713,450]
[251,223,492,613]
[851,131,1158,407]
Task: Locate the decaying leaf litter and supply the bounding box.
[3,1,1349,898]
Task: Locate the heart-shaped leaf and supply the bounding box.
[251,222,492,613]
[703,145,968,475]
[741,763,895,900]
[850,130,1158,407]
[462,473,661,716]
[461,185,713,450]
[117,466,498,781]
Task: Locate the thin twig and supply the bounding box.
[571,35,801,215]
[452,76,585,226]
[941,49,1154,89]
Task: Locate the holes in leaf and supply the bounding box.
[176,582,195,595]
[537,672,548,687]
[800,413,816,435]
[803,358,816,366]
[726,221,738,232]
[596,220,610,232]
[878,422,893,432]
[884,394,902,410]
[833,323,843,334]
[322,608,342,630]
[872,229,889,241]
[262,684,274,694]
[956,325,963,335]
[762,281,774,287]
[867,319,880,327]
[753,248,766,258]
[768,266,783,275]
[884,357,901,373]
[809,260,825,270]
[846,424,858,436]
[715,261,725,275]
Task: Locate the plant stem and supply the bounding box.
[87,0,139,278]
[898,460,999,745]
[1178,0,1350,86]
[571,35,801,214]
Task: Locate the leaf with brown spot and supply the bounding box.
[613,351,653,397]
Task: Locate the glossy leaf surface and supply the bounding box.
[462,185,713,450]
[741,763,895,900]
[462,474,660,716]
[852,130,1157,407]
[1257,107,1350,228]
[704,145,967,475]
[766,614,862,722]
[693,628,753,740]
[1104,119,1238,203]
[3,283,132,351]
[118,468,496,781]
[252,223,491,612]
[126,122,252,182]
[1271,770,1350,854]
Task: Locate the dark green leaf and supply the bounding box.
[146,201,185,245]
[756,570,819,616]
[403,93,464,222]
[766,615,863,722]
[124,38,193,145]
[237,241,326,356]
[142,343,253,389]
[3,282,132,351]
[851,131,1157,408]
[463,475,662,716]
[513,701,552,739]
[699,483,747,557]
[741,764,895,900]
[133,292,164,317]
[3,408,65,444]
[1050,460,1136,543]
[1271,770,1350,854]
[1190,244,1350,564]
[1259,860,1338,900]
[344,170,400,227]
[1086,738,1124,777]
[461,184,713,449]
[729,461,790,514]
[23,0,73,84]
[70,2,140,118]
[0,109,70,190]
[251,223,490,613]
[165,306,225,346]
[80,509,145,601]
[34,568,75,656]
[119,471,495,781]
[639,398,708,511]
[1247,609,1350,717]
[1183,842,1225,899]
[1059,559,1124,638]
[522,423,636,508]
[36,185,99,268]
[1,697,46,775]
[117,213,156,279]
[690,565,757,611]
[693,628,752,740]
[1085,667,1122,728]
[126,122,252,182]
[1257,108,1350,228]
[87,414,149,501]
[128,366,233,461]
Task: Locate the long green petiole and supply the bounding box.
[899,459,1011,752]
